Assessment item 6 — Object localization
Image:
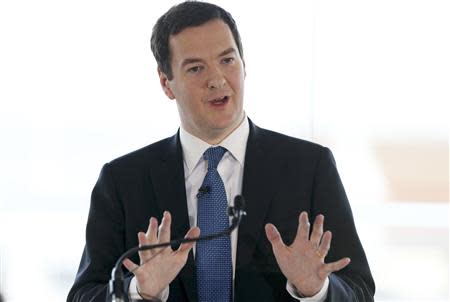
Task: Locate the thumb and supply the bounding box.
[122,258,139,274]
[178,226,200,254]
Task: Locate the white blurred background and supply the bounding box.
[0,0,448,301]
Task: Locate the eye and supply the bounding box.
[222,57,235,64]
[187,65,203,74]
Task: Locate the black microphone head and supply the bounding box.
[234,195,246,211]
[199,186,210,193]
[197,186,210,198]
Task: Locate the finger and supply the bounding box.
[320,257,351,278]
[265,223,286,251]
[139,231,150,245]
[294,211,310,244]
[123,258,139,274]
[310,214,324,247]
[177,226,201,254]
[146,217,158,243]
[138,231,153,261]
[158,211,172,243]
[316,230,332,259]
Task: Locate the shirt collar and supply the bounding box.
[179,115,249,175]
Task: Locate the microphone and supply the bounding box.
[108,195,247,302]
[228,195,246,218]
[196,185,210,198]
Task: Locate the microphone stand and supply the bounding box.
[108,195,247,302]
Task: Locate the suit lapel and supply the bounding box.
[150,132,190,239]
[149,132,197,301]
[236,121,281,269]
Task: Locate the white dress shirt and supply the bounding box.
[130,116,328,301]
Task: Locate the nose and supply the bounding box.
[207,67,226,89]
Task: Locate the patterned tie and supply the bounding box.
[196,146,232,302]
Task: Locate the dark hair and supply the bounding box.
[150,1,244,80]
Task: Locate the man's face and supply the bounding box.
[159,19,245,143]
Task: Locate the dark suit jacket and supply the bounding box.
[67,120,375,301]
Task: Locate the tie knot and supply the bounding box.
[203,146,227,170]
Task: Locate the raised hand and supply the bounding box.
[123,211,200,299]
[265,211,351,297]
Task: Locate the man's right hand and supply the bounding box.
[123,211,200,299]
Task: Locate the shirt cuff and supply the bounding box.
[129,276,170,301]
[286,277,329,302]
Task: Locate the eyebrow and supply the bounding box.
[218,47,237,57]
[180,47,237,68]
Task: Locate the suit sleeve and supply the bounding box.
[67,164,134,302]
[311,147,375,301]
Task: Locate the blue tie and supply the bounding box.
[196,146,232,302]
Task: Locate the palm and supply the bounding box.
[123,212,199,299]
[265,212,350,297]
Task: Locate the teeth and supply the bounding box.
[212,96,226,103]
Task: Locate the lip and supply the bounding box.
[206,94,230,103]
[206,95,230,108]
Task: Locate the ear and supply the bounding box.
[158,68,176,100]
[242,58,247,78]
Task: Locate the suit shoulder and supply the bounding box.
[105,134,176,171]
[254,126,327,154]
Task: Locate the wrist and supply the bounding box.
[136,284,162,302]
[291,279,322,298]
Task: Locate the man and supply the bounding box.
[68,1,375,301]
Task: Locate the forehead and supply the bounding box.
[169,19,237,64]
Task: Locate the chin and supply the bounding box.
[212,116,240,131]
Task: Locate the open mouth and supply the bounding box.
[210,95,229,105]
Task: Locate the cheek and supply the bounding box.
[228,68,245,90]
[177,88,203,113]
[180,78,204,97]
[172,81,194,102]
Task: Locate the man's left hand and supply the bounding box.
[265,211,351,297]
